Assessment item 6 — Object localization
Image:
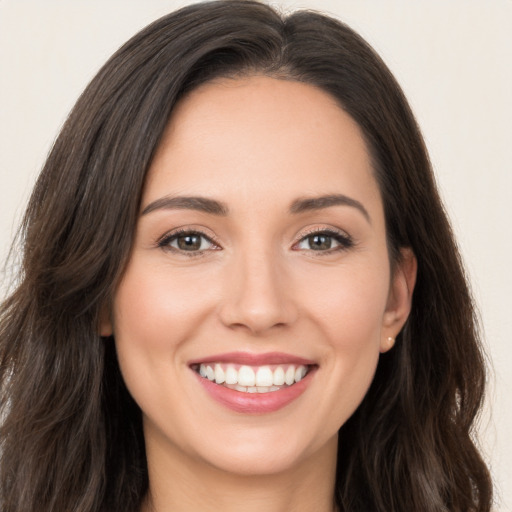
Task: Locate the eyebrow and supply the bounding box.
[141,193,370,223]
[290,194,371,223]
[141,196,228,216]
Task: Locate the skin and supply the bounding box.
[101,76,416,512]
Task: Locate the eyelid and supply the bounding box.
[154,225,353,255]
[292,226,354,252]
[156,227,222,253]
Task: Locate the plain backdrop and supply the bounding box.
[1,1,511,510]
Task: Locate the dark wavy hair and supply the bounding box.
[0,1,492,511]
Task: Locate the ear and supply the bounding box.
[380,247,417,353]
[99,303,113,337]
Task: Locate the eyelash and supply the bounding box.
[157,227,354,256]
[292,228,354,254]
[157,229,220,257]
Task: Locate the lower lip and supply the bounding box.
[193,369,315,414]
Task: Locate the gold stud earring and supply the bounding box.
[381,336,395,352]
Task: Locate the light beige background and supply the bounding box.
[1,1,511,509]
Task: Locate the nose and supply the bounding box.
[217,247,298,334]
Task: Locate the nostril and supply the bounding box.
[216,264,298,333]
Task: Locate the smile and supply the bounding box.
[189,353,317,413]
[194,363,310,393]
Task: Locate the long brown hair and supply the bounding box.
[0,1,492,511]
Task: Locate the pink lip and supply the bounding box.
[189,352,317,413]
[193,369,316,414]
[188,351,316,366]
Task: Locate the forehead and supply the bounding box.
[144,76,382,218]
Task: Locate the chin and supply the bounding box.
[205,446,310,477]
[190,426,337,478]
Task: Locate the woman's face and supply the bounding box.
[103,76,415,477]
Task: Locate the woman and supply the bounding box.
[0,1,492,511]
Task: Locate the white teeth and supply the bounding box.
[225,384,279,393]
[255,366,273,387]
[285,366,295,385]
[273,366,285,385]
[214,364,225,384]
[294,365,307,382]
[225,366,238,385]
[197,363,311,389]
[238,366,256,387]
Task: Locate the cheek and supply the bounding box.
[113,261,215,353]
[111,260,220,424]
[300,256,390,341]
[297,258,389,421]
[110,261,216,409]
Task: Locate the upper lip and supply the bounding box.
[188,351,316,366]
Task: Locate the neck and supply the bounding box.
[141,430,338,512]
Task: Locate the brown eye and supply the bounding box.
[295,230,353,252]
[177,234,202,251]
[159,231,218,253]
[307,234,333,250]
